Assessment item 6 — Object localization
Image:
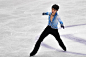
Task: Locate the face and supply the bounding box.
[52,8,58,15]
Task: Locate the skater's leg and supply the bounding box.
[30,25,50,56]
[51,29,66,51]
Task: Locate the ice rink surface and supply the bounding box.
[0,0,86,57]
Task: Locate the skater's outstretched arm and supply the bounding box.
[42,12,51,15]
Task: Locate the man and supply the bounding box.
[30,4,66,57]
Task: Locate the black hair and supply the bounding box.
[52,4,59,10]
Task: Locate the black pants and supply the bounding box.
[30,25,66,56]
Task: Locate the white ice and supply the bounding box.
[0,0,86,57]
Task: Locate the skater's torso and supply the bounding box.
[46,12,63,29]
[50,14,54,22]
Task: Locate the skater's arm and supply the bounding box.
[57,16,63,24]
[42,12,50,15]
[57,16,64,29]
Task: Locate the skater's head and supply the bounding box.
[51,4,59,15]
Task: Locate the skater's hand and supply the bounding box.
[42,12,47,15]
[61,24,64,29]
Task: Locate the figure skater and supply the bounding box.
[30,4,66,56]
